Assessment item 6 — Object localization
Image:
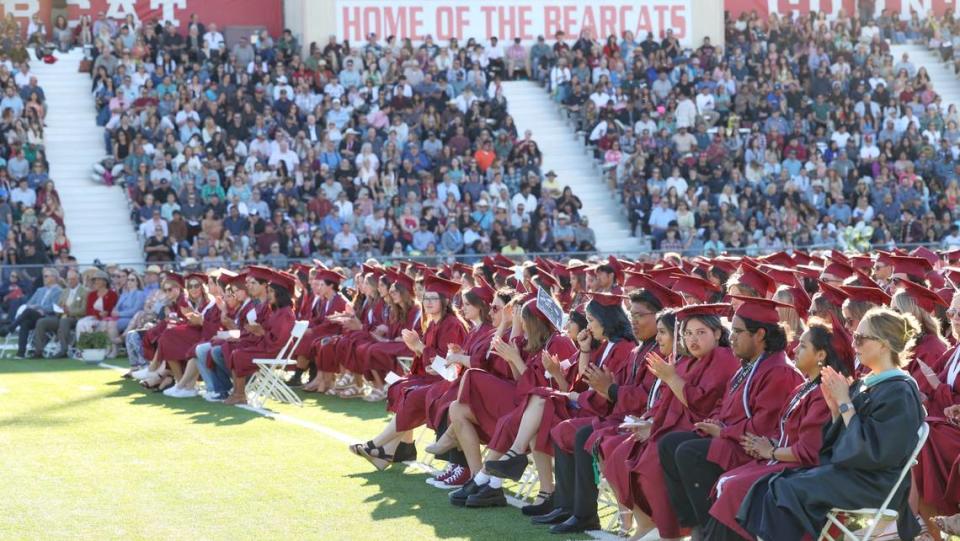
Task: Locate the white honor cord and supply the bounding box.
[742,354,764,419]
[947,346,960,386]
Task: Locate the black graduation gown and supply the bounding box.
[736,374,925,541]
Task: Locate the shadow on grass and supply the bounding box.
[0,357,106,375]
[295,390,391,421]
[344,468,558,541]
[101,379,262,426]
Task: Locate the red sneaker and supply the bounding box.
[438,466,471,488]
[426,464,457,487]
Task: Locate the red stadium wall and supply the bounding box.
[0,0,283,36]
[725,0,955,18]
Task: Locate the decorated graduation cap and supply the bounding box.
[735,263,776,297]
[671,274,722,303]
[424,275,462,299]
[525,286,564,330]
[313,268,345,285]
[841,285,891,306]
[468,277,496,305]
[624,272,684,308]
[675,303,732,320]
[729,294,792,325]
[894,278,949,312]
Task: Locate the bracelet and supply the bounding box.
[769,447,777,460]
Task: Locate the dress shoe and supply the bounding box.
[483,451,529,481]
[531,507,571,525]
[449,479,479,507]
[549,514,600,534]
[521,492,555,516]
[465,484,507,508]
[392,441,417,463]
[287,369,304,387]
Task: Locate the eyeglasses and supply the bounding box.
[187,282,203,289]
[422,295,441,303]
[853,333,880,346]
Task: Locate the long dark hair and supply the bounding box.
[805,318,852,377]
[270,283,293,308]
[586,300,636,343]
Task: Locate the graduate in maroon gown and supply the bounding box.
[136,273,191,387]
[349,270,421,394]
[155,272,211,384]
[445,291,578,509]
[914,290,960,532]
[307,266,389,398]
[604,305,739,540]
[658,295,804,537]
[223,267,297,405]
[524,279,679,532]
[891,279,950,383]
[705,317,854,540]
[350,274,467,470]
[291,267,348,391]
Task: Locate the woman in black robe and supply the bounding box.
[737,307,926,541]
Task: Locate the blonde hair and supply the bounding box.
[859,307,921,367]
[773,286,803,343]
[890,290,947,348]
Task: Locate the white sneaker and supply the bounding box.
[131,367,152,379]
[203,391,224,402]
[162,385,180,397]
[175,388,198,398]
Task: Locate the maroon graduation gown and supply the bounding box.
[387,314,467,432]
[142,295,190,360]
[709,383,830,540]
[226,305,296,378]
[604,347,740,538]
[425,322,496,430]
[706,350,804,471]
[914,344,960,514]
[317,297,388,374]
[219,301,272,365]
[487,333,579,455]
[906,333,948,386]
[549,339,643,455]
[294,293,348,358]
[156,298,218,362]
[355,307,421,376]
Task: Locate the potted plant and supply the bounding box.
[77,332,109,363]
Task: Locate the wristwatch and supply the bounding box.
[838,402,855,415]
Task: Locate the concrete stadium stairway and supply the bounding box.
[502,81,642,254]
[32,48,142,266]
[890,43,960,111]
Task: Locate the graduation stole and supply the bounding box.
[729,352,769,419]
[767,379,819,465]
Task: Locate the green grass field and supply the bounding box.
[0,358,601,541]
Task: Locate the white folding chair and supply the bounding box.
[598,476,626,532]
[513,463,541,502]
[0,334,18,358]
[818,422,930,541]
[246,320,309,408]
[397,355,414,374]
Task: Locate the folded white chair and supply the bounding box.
[246,320,309,408]
[817,422,930,541]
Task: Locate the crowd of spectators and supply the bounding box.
[532,7,960,256]
[86,14,598,270]
[0,14,73,289]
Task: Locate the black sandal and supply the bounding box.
[155,376,175,393]
[360,444,393,471]
[484,449,529,481]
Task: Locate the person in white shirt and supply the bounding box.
[859,134,880,162]
[203,23,225,51]
[323,77,346,100]
[14,63,33,88]
[454,87,477,114]
[268,140,299,172]
[272,76,294,101]
[139,211,168,238]
[634,114,657,136]
[695,86,717,126]
[510,184,537,215]
[830,125,851,148]
[665,168,688,195]
[676,95,697,129]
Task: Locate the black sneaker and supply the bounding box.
[483,451,529,481]
[465,484,507,508]
[449,479,480,507]
[521,492,554,516]
[287,369,304,387]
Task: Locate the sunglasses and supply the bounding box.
[853,333,879,346]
